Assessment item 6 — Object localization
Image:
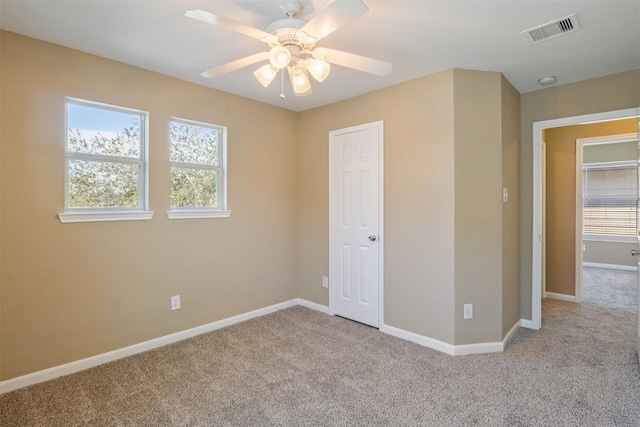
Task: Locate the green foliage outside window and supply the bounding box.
[169,121,220,208]
[67,125,141,209]
[66,103,222,211]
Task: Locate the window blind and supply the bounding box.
[583,163,638,237]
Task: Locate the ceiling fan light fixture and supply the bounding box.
[269,45,291,69]
[288,64,311,95]
[305,58,330,82]
[187,1,393,100]
[254,64,278,87]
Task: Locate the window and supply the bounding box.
[583,161,637,240]
[167,118,230,219]
[58,98,153,223]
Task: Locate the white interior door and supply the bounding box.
[329,121,383,328]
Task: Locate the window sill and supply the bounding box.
[58,211,155,223]
[166,209,232,220]
[583,234,636,244]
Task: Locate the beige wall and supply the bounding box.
[520,70,640,316]
[2,30,525,380]
[584,241,636,267]
[583,140,637,163]
[298,70,457,343]
[0,32,299,380]
[501,76,521,337]
[453,70,503,344]
[452,71,521,343]
[544,120,637,295]
[298,69,520,345]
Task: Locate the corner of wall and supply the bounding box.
[453,70,504,345]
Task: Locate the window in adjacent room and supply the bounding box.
[167,118,230,219]
[58,98,153,223]
[583,161,637,241]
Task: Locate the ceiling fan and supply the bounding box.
[185,0,393,97]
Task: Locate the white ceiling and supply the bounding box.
[1,0,639,112]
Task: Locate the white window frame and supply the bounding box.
[166,117,231,220]
[579,132,639,244]
[58,98,153,223]
[582,160,637,243]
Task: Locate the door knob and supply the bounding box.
[632,249,640,256]
[368,235,377,242]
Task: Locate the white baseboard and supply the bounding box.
[380,324,456,355]
[503,319,522,347]
[453,341,504,355]
[0,298,329,394]
[0,301,534,394]
[545,291,577,302]
[380,319,522,356]
[583,262,637,271]
[453,319,522,355]
[296,298,330,314]
[520,319,537,330]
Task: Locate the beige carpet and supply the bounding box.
[2,268,639,426]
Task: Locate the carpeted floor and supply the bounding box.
[582,266,637,309]
[1,267,639,426]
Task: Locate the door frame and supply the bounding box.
[328,120,385,327]
[531,107,640,329]
[575,134,640,303]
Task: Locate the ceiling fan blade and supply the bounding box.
[201,52,269,78]
[312,48,393,76]
[297,0,368,43]
[185,9,278,44]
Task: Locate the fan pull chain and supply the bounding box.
[280,70,285,99]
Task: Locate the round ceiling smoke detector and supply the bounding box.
[538,76,557,86]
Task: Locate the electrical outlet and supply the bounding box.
[322,276,329,288]
[171,295,181,311]
[502,187,509,203]
[463,303,473,319]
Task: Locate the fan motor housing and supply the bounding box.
[267,18,306,35]
[267,18,311,63]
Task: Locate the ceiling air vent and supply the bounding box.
[521,13,581,44]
